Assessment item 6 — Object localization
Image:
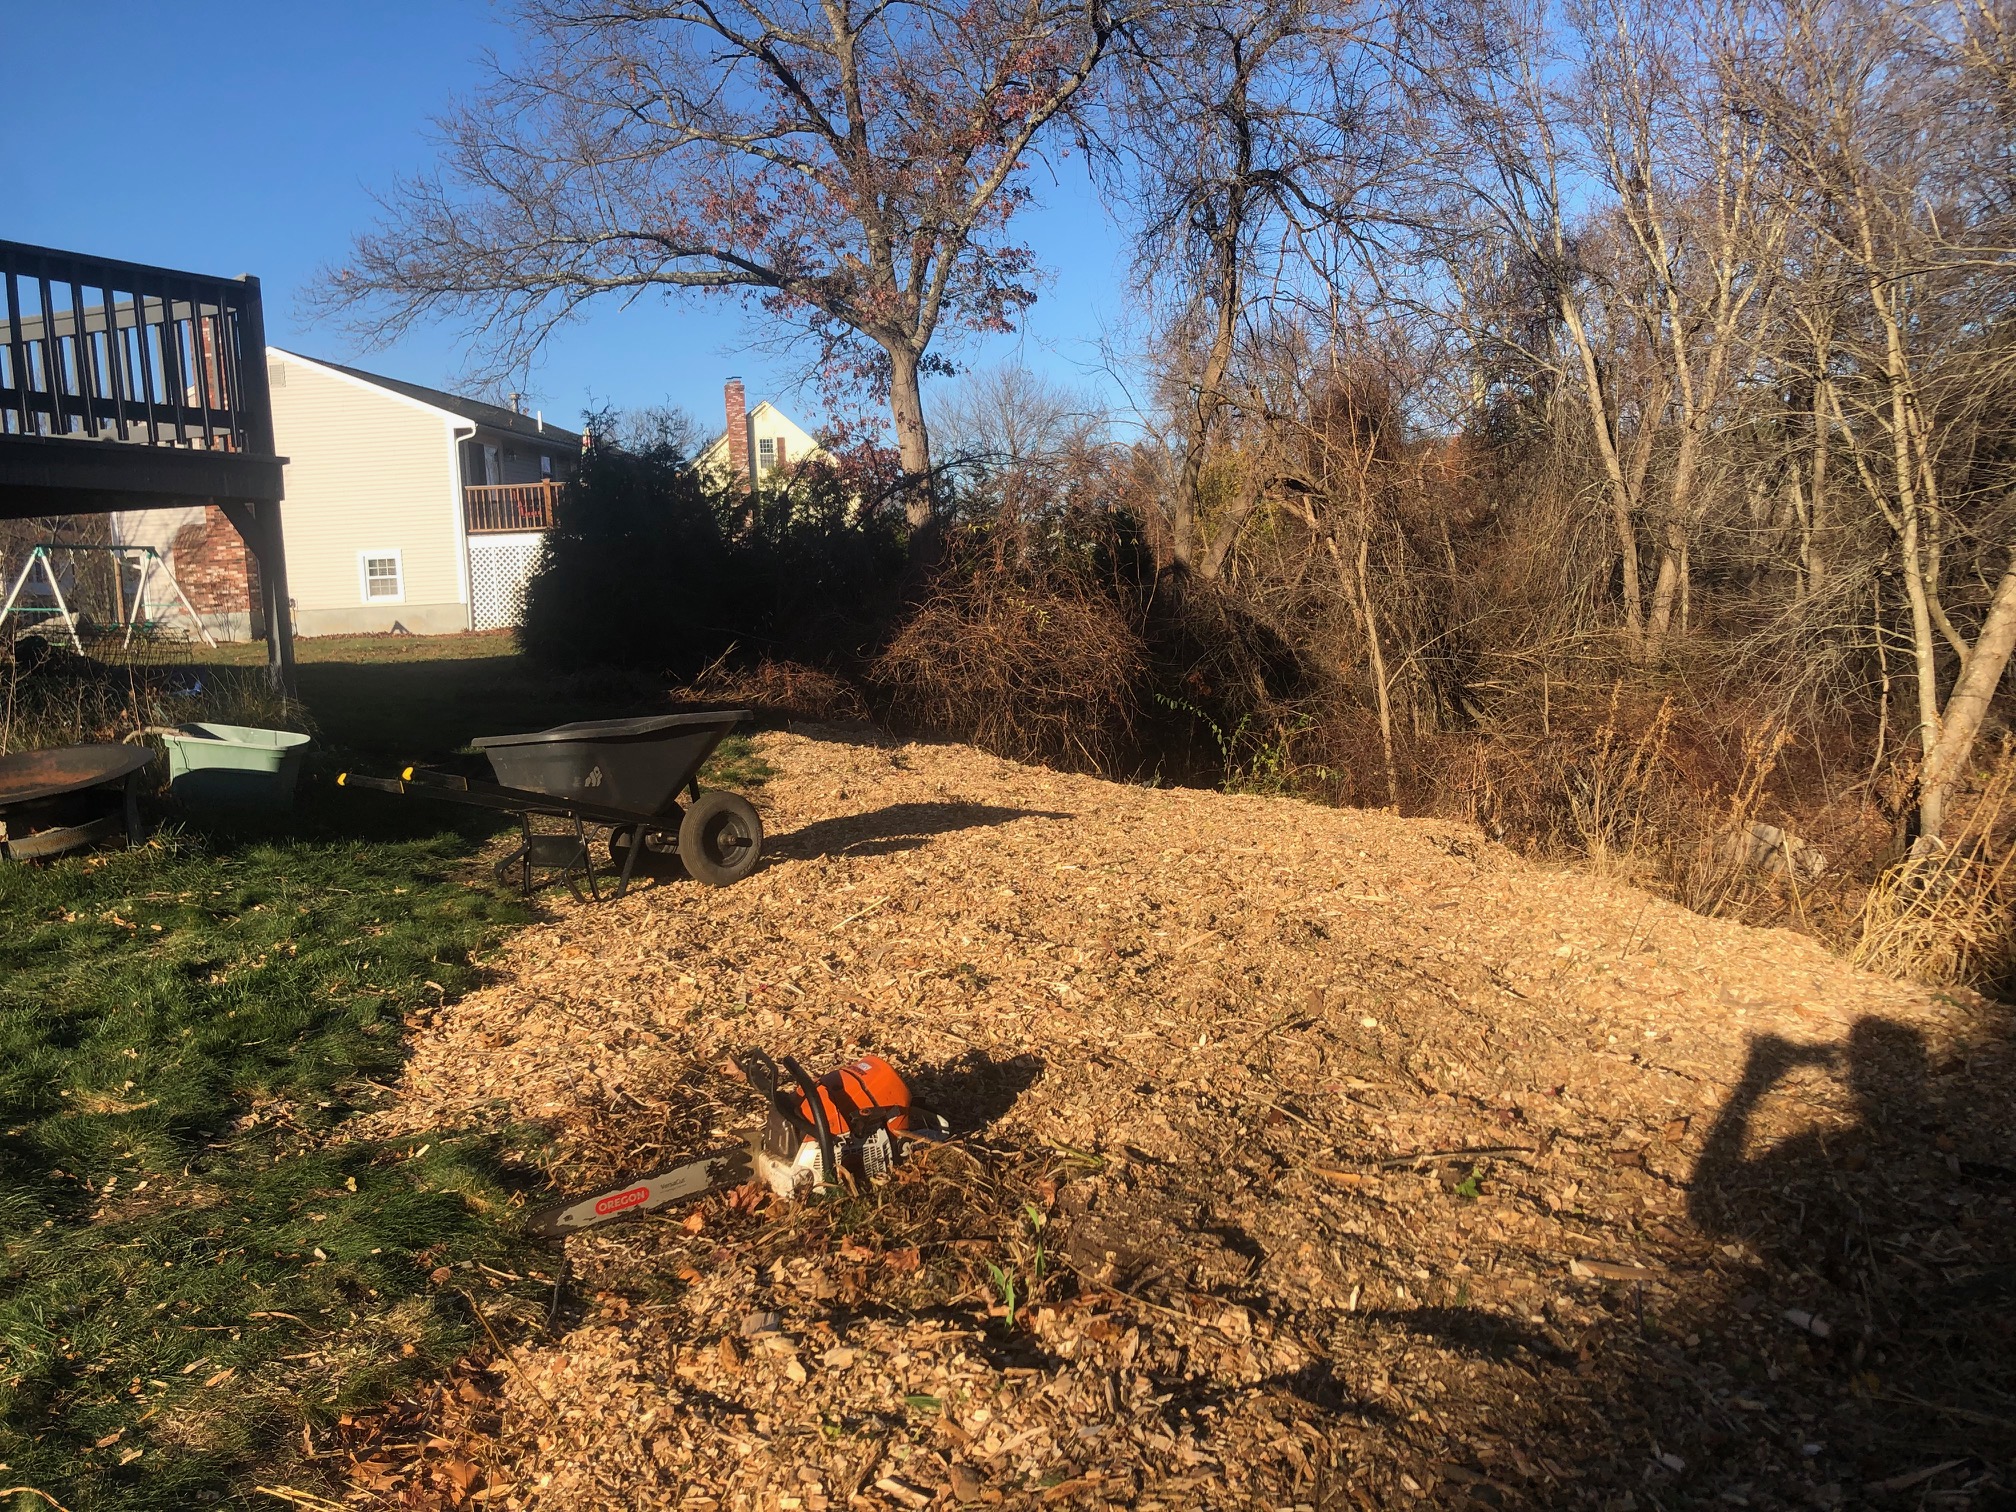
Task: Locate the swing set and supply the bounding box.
[0,543,218,652]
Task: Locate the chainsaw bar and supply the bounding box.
[523,1143,754,1238]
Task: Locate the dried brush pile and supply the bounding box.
[872,541,1146,773]
[0,630,300,759]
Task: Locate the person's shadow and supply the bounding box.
[1689,1019,1930,1279]
[1686,1017,2016,1490]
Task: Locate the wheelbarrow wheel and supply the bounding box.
[678,790,764,886]
[607,825,682,878]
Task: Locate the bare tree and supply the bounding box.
[320,0,1120,555]
[1105,0,1395,583]
[1419,0,1664,646]
[1742,0,2016,844]
[936,362,1109,525]
[1573,0,1787,654]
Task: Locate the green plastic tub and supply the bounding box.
[159,723,311,811]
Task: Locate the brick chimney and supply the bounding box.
[724,378,750,481]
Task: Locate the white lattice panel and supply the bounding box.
[468,534,543,631]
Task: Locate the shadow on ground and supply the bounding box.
[1444,1007,2016,1507]
[769,801,1070,861]
[906,1049,1045,1132]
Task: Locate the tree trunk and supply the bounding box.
[1806,376,1830,592]
[1355,527,1400,808]
[1871,288,1945,834]
[1645,420,1706,654]
[1645,529,1685,652]
[1199,477,1263,582]
[888,344,937,558]
[1171,227,1243,583]
[1916,552,2016,848]
[1560,295,1645,645]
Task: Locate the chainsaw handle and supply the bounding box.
[780,1055,838,1192]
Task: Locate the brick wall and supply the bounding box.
[170,506,259,627]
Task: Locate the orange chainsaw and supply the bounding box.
[523,1049,948,1239]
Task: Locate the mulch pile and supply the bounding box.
[343,729,2016,1510]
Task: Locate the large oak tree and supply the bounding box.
[323,0,1119,550]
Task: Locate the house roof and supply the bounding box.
[698,399,822,463]
[271,350,582,448]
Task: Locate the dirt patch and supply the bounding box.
[355,730,2015,1510]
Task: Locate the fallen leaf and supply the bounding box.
[950,1462,985,1504]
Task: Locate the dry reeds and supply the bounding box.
[1854,738,2016,990]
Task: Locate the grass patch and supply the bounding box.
[0,794,542,1508]
[700,733,776,793]
[0,631,781,1507]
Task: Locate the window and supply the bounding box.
[540,453,553,480]
[757,437,776,473]
[359,551,404,603]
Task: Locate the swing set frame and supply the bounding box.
[0,542,218,652]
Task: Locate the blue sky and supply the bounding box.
[3,0,1136,440]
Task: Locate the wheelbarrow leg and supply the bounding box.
[495,813,534,897]
[612,822,646,900]
[577,816,601,903]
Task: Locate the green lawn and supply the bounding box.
[195,629,668,760]
[0,632,760,1510]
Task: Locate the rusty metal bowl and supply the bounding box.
[0,743,155,861]
[0,743,156,805]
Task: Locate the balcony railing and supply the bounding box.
[464,480,563,533]
[1,239,270,452]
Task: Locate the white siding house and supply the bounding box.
[112,352,580,639]
[266,352,580,636]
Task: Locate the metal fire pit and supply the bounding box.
[0,743,155,861]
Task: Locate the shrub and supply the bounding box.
[520,436,905,677]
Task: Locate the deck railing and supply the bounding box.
[0,240,271,451]
[465,480,563,533]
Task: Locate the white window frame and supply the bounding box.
[757,436,776,473]
[358,549,405,605]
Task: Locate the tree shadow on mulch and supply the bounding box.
[768,802,1069,861]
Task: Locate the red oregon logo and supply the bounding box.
[594,1185,650,1216]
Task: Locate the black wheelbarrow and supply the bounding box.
[338,711,761,901]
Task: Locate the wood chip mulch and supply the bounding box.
[344,729,2016,1510]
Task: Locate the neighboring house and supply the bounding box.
[114,351,580,639]
[696,377,826,488]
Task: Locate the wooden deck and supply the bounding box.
[0,239,293,688]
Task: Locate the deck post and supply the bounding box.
[252,499,295,694]
[229,276,295,697]
[216,498,296,697]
